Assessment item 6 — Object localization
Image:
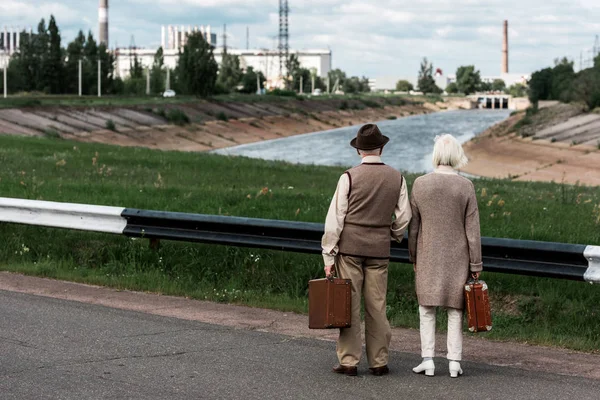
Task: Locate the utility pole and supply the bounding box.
[327,76,330,94]
[311,75,315,94]
[3,64,7,99]
[256,73,261,94]
[146,68,150,95]
[78,59,82,96]
[166,68,170,91]
[300,76,303,94]
[223,24,227,53]
[97,60,101,97]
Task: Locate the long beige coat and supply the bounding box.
[408,171,483,310]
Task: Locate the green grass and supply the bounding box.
[0,135,599,351]
[0,92,427,109]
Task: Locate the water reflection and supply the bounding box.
[214,110,510,173]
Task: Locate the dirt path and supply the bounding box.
[1,271,599,381]
[463,114,600,186]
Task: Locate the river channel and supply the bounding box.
[214,110,510,173]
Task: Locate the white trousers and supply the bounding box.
[419,306,463,361]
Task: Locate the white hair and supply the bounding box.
[358,148,382,156]
[432,134,468,169]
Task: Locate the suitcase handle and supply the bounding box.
[327,264,341,281]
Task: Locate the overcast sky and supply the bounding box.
[1,0,599,79]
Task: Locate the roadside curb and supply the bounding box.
[1,271,599,380]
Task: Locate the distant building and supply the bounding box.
[115,47,332,88]
[446,73,531,89]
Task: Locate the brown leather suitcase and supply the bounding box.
[308,277,352,329]
[464,279,492,332]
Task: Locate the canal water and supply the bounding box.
[213,110,510,173]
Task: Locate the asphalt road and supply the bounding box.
[1,290,599,400]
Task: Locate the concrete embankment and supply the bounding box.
[462,103,600,186]
[0,97,436,152]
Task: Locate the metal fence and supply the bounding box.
[1,197,599,284]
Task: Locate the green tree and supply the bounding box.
[417,58,441,94]
[455,65,481,95]
[342,76,371,93]
[327,68,347,92]
[445,82,458,94]
[64,30,86,94]
[83,31,98,94]
[491,79,506,92]
[550,57,575,102]
[217,52,243,92]
[175,32,218,96]
[284,54,301,90]
[97,43,116,95]
[594,54,600,70]
[130,53,144,79]
[395,80,413,92]
[507,83,527,97]
[528,67,553,103]
[150,47,165,94]
[34,19,49,92]
[45,16,63,94]
[6,30,34,93]
[240,66,266,94]
[571,68,600,110]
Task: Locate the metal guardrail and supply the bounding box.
[122,208,599,283]
[0,197,598,284]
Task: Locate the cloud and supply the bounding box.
[3,0,599,79]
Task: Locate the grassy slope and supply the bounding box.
[0,135,599,351]
[0,92,439,109]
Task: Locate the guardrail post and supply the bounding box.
[149,238,161,251]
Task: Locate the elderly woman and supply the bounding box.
[408,134,482,378]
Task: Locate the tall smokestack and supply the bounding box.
[99,0,109,46]
[502,20,508,74]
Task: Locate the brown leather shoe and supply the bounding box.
[369,365,389,376]
[333,364,358,376]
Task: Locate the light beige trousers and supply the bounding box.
[335,255,391,368]
[419,305,463,361]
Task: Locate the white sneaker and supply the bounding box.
[449,361,463,378]
[412,359,435,376]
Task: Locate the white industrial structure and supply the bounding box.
[0,26,23,55]
[160,25,217,50]
[114,26,331,87]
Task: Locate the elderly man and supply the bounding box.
[322,123,411,377]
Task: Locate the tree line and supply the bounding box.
[1,16,116,95]
[394,58,527,97]
[1,15,370,97]
[528,55,600,110]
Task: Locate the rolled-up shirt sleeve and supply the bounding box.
[391,177,412,243]
[321,173,350,265]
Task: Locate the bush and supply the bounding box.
[166,109,190,126]
[360,98,382,108]
[387,116,397,120]
[44,128,61,139]
[267,89,297,98]
[105,120,117,131]
[8,98,42,108]
[339,100,349,110]
[216,111,228,122]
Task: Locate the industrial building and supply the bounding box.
[114,25,332,87]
